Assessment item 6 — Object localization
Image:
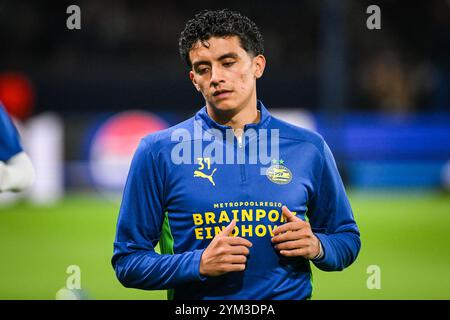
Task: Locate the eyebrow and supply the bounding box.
[192,52,239,69]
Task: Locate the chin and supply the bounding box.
[211,100,239,112]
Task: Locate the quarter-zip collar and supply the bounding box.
[195,100,271,134]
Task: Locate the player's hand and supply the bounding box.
[271,206,320,259]
[199,219,253,277]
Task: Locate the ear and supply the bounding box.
[189,70,201,91]
[253,54,266,79]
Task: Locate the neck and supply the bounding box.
[206,96,260,131]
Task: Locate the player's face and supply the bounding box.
[189,36,265,113]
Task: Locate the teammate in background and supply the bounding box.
[0,101,35,192]
[112,9,361,299]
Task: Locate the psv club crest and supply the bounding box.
[266,159,292,185]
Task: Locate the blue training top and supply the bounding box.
[112,100,361,300]
[0,102,23,162]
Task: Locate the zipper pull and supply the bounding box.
[234,128,244,148]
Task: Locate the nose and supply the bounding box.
[210,66,225,87]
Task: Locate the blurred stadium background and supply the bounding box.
[0,0,449,299]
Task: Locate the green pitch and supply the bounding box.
[0,191,449,299]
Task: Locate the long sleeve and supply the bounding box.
[0,104,23,162]
[0,105,34,192]
[308,141,361,271]
[111,138,205,290]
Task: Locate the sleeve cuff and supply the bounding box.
[312,239,324,261]
[192,248,208,282]
[312,233,329,264]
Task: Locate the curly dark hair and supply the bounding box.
[178,9,264,68]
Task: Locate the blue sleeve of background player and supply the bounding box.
[111,139,205,290]
[0,104,23,162]
[308,141,361,271]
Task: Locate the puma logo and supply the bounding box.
[193,168,217,186]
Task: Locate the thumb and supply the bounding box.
[220,219,236,237]
[282,206,300,222]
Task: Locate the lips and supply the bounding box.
[213,90,232,97]
[213,90,233,100]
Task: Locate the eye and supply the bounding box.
[197,67,210,75]
[223,61,235,67]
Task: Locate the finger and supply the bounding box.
[273,221,306,236]
[282,206,301,222]
[274,239,309,250]
[225,236,253,248]
[227,245,251,256]
[279,248,308,257]
[222,255,247,264]
[222,264,246,273]
[272,229,308,243]
[219,219,236,237]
